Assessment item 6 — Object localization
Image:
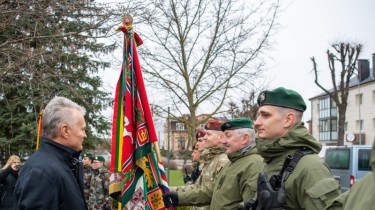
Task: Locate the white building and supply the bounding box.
[309,54,375,146]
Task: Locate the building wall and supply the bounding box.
[344,82,375,145]
[310,81,375,146]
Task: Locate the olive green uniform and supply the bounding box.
[325,141,375,210]
[178,145,264,209]
[256,123,341,210]
[171,147,229,210]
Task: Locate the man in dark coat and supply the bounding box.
[14,96,88,210]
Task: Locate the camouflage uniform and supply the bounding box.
[172,147,229,210]
[88,167,113,210]
[83,166,93,204]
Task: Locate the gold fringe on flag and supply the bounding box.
[36,111,43,150]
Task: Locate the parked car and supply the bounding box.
[324,145,372,192]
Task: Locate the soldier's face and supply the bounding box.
[196,137,205,151]
[221,130,244,154]
[254,105,288,140]
[191,149,200,162]
[92,160,103,169]
[204,130,222,148]
[82,157,92,167]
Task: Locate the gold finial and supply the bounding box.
[122,13,133,26]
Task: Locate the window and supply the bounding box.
[356,120,364,131]
[319,97,337,118]
[356,93,363,105]
[344,122,348,131]
[325,149,350,170]
[176,123,185,131]
[177,137,185,149]
[200,124,205,130]
[358,149,371,171]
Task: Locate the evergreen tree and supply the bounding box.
[0,0,124,159]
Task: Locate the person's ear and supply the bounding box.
[284,112,295,128]
[60,123,70,138]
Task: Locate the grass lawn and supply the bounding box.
[165,170,191,210]
[168,169,185,186]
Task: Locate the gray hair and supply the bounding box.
[42,96,86,139]
[235,128,256,143]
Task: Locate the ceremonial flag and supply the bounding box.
[109,14,170,210]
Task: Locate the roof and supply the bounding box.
[309,69,375,100]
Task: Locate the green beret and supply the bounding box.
[82,153,93,159]
[257,87,306,112]
[93,156,105,162]
[221,118,253,131]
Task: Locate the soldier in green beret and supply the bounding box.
[88,156,113,210]
[82,153,93,204]
[250,87,341,209]
[163,118,264,209]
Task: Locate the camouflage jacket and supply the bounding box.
[83,167,92,204]
[88,167,113,210]
[172,147,229,210]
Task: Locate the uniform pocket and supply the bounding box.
[306,177,340,209]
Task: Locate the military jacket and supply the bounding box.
[325,141,375,210]
[178,145,264,209]
[83,167,92,203]
[88,167,113,210]
[171,147,229,210]
[256,123,341,210]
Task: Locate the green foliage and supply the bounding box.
[0,0,123,156]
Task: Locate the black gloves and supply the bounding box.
[255,172,285,210]
[162,191,179,207]
[191,168,200,182]
[183,174,192,184]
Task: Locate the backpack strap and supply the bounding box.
[269,147,313,190]
[281,148,313,184]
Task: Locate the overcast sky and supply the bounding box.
[102,0,375,126]
[267,0,375,121]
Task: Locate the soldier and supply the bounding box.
[163,118,264,209]
[88,156,113,210]
[325,140,375,210]
[171,121,229,210]
[251,87,341,209]
[82,153,93,204]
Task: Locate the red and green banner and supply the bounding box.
[109,17,168,210]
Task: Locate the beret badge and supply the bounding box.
[259,92,266,103]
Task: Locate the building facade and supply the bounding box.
[310,54,375,146]
[163,114,227,151]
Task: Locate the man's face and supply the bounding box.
[82,157,92,167]
[254,105,287,140]
[196,137,206,151]
[65,109,87,151]
[220,130,243,154]
[191,149,200,162]
[203,130,221,148]
[92,160,103,170]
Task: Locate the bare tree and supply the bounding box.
[311,42,363,146]
[131,0,279,147]
[227,90,260,120]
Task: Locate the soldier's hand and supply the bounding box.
[183,174,192,184]
[191,169,200,182]
[162,192,179,207]
[256,172,285,210]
